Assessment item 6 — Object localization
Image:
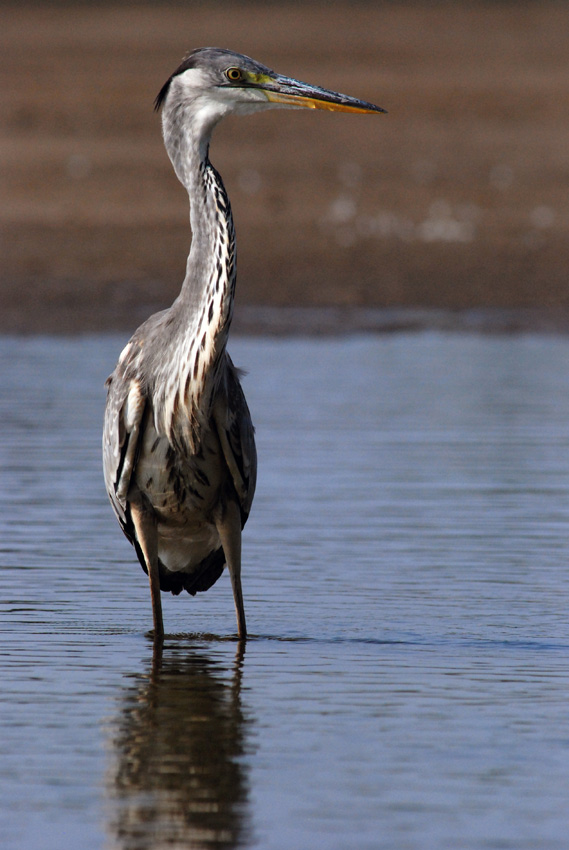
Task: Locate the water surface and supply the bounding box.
[1,332,568,849]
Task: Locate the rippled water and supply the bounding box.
[1,332,569,849]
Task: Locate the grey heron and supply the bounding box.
[102,47,385,641]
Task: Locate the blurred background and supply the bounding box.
[1,0,568,332]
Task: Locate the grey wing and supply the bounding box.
[102,360,147,541]
[213,354,257,525]
[103,313,172,533]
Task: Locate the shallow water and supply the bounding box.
[1,332,569,849]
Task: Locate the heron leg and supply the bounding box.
[216,500,247,640]
[129,501,164,641]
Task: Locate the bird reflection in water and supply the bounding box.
[106,642,252,849]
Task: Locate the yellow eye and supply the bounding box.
[225,67,243,82]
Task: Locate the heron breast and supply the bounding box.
[134,416,223,519]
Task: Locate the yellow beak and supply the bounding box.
[255,73,386,115]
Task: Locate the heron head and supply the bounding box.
[155,47,386,129]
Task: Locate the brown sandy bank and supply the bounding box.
[1,2,568,333]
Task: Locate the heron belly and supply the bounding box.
[156,518,221,572]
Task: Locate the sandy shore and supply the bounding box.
[2,2,568,332]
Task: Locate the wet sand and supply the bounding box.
[2,2,568,333]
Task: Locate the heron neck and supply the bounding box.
[157,113,236,441]
[173,126,236,346]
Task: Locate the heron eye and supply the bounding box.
[225,67,243,82]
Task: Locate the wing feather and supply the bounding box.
[213,354,257,524]
[103,357,146,539]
